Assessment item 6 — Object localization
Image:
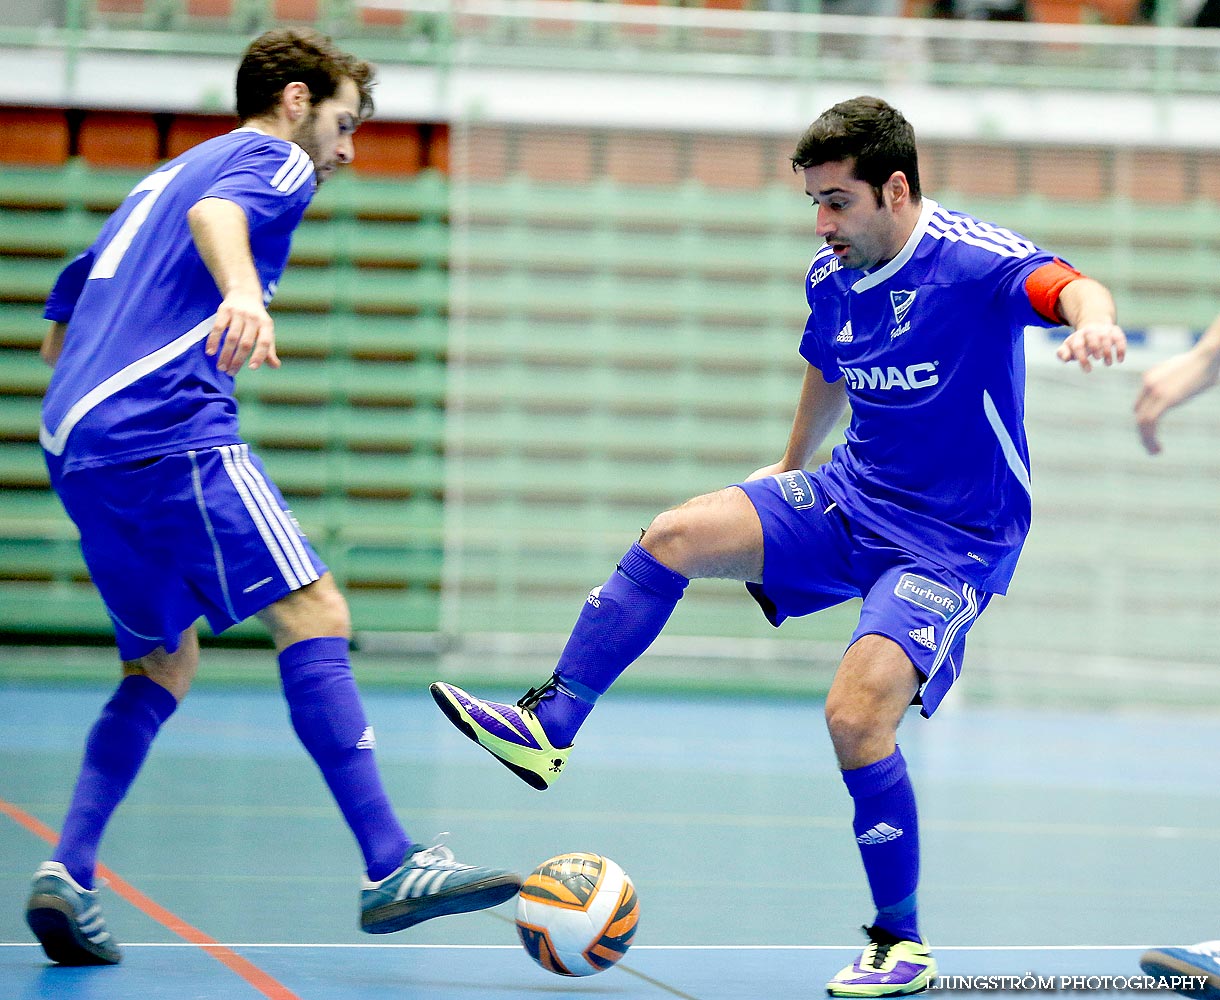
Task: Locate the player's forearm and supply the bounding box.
[779,365,848,468]
[1056,276,1116,329]
[188,197,264,300]
[40,321,67,368]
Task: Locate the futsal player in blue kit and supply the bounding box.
[430,97,1127,996]
[25,28,520,967]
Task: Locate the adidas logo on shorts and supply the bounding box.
[908,625,937,650]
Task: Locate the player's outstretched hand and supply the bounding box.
[1055,321,1126,373]
[207,292,280,375]
[1134,348,1220,456]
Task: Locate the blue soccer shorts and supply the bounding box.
[49,443,327,661]
[734,469,992,717]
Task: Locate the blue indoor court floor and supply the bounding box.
[1,662,1217,999]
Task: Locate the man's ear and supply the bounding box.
[280,81,311,122]
[885,170,911,210]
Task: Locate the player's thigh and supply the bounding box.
[853,563,992,719]
[732,471,858,625]
[642,485,764,580]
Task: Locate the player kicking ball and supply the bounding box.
[26,29,519,967]
[431,96,1125,997]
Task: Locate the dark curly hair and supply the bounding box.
[791,96,921,206]
[236,28,375,122]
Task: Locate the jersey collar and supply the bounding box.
[851,197,939,294]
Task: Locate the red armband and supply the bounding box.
[1024,259,1083,323]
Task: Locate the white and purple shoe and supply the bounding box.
[827,925,937,997]
[429,678,571,791]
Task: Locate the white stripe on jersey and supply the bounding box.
[926,210,1035,259]
[40,313,216,456]
[279,155,315,195]
[270,146,306,190]
[982,389,1032,495]
[270,145,315,194]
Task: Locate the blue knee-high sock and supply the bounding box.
[842,747,921,942]
[536,542,688,746]
[53,674,178,889]
[279,638,411,881]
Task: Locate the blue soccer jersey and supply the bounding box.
[40,128,316,471]
[801,198,1064,595]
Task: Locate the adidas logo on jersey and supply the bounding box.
[908,626,937,650]
[357,726,377,750]
[836,321,853,343]
[857,822,904,845]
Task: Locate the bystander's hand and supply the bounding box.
[1134,344,1220,455]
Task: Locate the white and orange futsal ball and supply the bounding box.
[514,852,640,977]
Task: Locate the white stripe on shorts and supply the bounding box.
[217,445,316,591]
[924,583,980,686]
[190,450,238,622]
[230,444,317,587]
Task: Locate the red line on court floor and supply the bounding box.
[0,796,302,1000]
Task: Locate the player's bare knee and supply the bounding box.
[824,697,889,768]
[123,631,198,702]
[639,507,696,572]
[261,574,352,647]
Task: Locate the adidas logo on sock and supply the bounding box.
[908,625,937,650]
[356,726,376,750]
[857,822,904,845]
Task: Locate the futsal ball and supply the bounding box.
[515,852,640,977]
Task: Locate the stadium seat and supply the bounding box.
[0,109,69,167]
[351,121,424,176]
[78,112,161,169]
[166,114,235,158]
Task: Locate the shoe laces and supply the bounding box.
[411,835,469,871]
[411,845,462,869]
[861,925,903,970]
[517,675,561,714]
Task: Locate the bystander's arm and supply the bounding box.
[1134,316,1220,455]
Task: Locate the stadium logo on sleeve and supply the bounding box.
[774,470,817,510]
[894,573,961,620]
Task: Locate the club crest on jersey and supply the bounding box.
[889,289,916,339]
[894,573,960,620]
[774,470,817,510]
